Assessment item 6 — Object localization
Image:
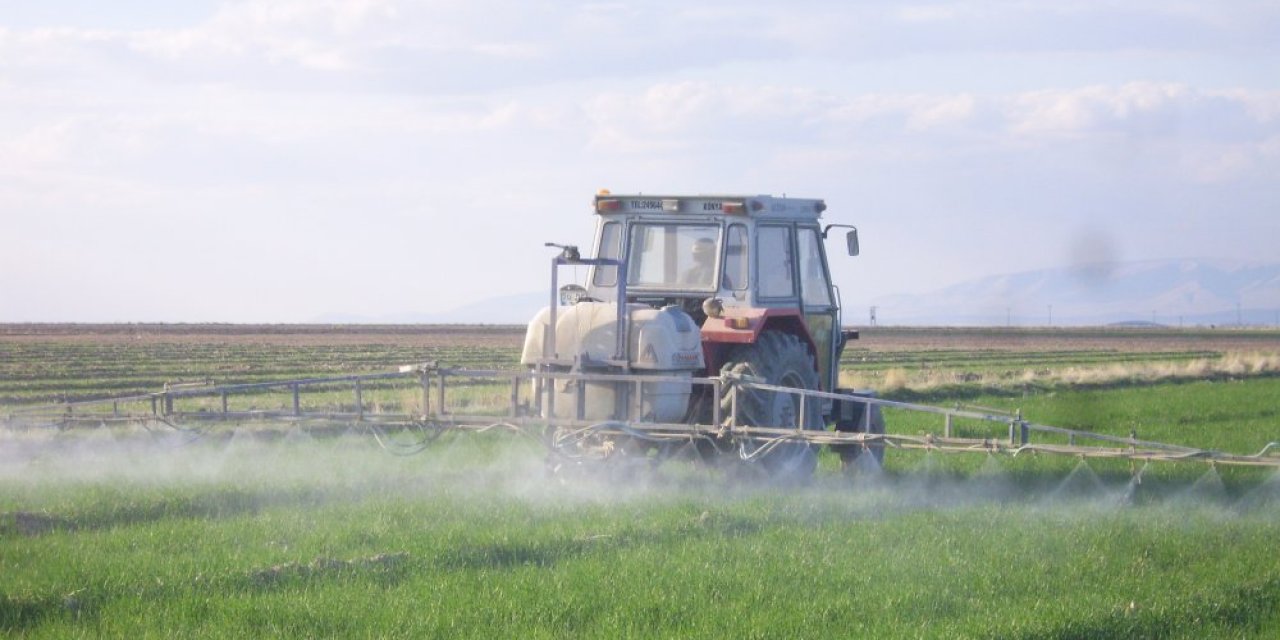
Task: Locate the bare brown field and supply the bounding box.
[3,323,1277,353]
[0,323,526,348]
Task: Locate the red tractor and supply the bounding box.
[521,193,883,481]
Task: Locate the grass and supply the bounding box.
[0,339,520,406]
[2,450,1278,637]
[4,376,1280,638]
[3,326,1280,637]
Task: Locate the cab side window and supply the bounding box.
[722,224,749,291]
[592,221,622,287]
[757,226,795,298]
[798,227,833,307]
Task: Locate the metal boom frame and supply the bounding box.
[4,364,1278,469]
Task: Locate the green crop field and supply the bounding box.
[3,325,1279,638]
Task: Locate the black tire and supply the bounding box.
[719,331,823,483]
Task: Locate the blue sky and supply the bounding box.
[1,1,1277,322]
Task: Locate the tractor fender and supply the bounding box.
[700,308,818,376]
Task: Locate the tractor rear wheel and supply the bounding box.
[719,331,823,483]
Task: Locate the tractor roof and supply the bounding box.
[592,193,826,220]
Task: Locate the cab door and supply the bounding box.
[796,226,840,391]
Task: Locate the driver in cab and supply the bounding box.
[682,237,716,287]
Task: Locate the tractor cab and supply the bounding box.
[579,193,859,394]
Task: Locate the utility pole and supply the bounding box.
[869,306,877,327]
[1048,304,1053,327]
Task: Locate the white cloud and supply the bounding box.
[1179,134,1280,184]
[905,94,978,131]
[1183,145,1255,184]
[1,2,1278,321]
[1003,83,1261,139]
[4,1,1278,97]
[585,81,1272,143]
[896,4,965,23]
[1223,89,1280,123]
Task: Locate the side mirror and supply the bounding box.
[846,229,860,256]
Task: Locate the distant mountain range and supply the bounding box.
[865,259,1280,327]
[317,259,1280,327]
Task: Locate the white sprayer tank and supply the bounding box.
[521,302,704,423]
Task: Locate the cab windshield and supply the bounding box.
[626,223,720,290]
